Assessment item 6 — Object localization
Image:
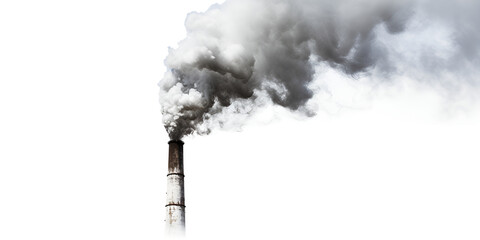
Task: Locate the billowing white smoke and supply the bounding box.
[159,0,479,140]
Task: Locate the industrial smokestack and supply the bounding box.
[165,140,185,236]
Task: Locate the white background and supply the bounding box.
[1,1,479,239]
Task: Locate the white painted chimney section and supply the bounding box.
[165,140,185,237]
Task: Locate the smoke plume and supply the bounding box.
[159,0,480,140]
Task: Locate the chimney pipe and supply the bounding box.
[165,140,185,236]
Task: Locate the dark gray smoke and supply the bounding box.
[159,0,479,140]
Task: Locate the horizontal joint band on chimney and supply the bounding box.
[165,203,186,208]
[167,173,185,177]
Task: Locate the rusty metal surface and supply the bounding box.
[166,175,185,206]
[165,206,185,233]
[168,140,184,174]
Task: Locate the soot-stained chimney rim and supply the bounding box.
[168,140,184,145]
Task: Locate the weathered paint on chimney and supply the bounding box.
[165,140,185,237]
